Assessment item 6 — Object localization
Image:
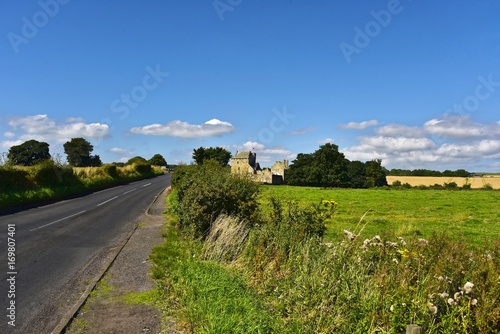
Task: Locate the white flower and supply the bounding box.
[439,292,449,299]
[390,305,394,312]
[427,302,438,314]
[447,298,455,305]
[464,282,474,294]
[471,298,478,306]
[454,292,462,300]
[392,258,399,265]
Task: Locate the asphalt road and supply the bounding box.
[0,174,171,334]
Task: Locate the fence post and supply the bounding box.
[406,324,422,334]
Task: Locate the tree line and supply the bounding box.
[386,168,472,177]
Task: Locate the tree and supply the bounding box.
[8,139,51,166]
[125,156,148,165]
[64,138,102,167]
[365,159,388,187]
[347,160,367,188]
[192,147,231,167]
[148,154,167,166]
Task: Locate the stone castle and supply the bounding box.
[230,151,289,184]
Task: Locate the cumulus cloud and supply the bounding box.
[376,124,425,137]
[129,118,234,138]
[340,120,379,130]
[6,114,110,143]
[423,114,499,139]
[359,136,436,152]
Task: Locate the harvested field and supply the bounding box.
[386,175,500,189]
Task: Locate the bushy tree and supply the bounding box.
[125,156,148,165]
[148,153,167,166]
[8,139,51,166]
[173,160,259,237]
[64,138,102,167]
[192,146,231,166]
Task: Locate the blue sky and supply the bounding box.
[1,0,499,171]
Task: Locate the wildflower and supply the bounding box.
[392,258,399,265]
[437,276,444,281]
[471,298,478,306]
[386,241,398,248]
[343,229,357,240]
[439,292,449,299]
[374,235,381,242]
[418,238,429,246]
[463,282,474,294]
[454,292,462,301]
[427,302,438,314]
[397,236,407,246]
[447,298,455,305]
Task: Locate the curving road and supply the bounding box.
[0,174,171,333]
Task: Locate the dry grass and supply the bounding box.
[387,176,500,189]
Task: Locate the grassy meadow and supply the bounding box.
[258,185,500,246]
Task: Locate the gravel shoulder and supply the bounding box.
[64,187,177,334]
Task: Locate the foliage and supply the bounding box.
[173,160,259,237]
[192,146,231,167]
[8,139,51,166]
[148,153,167,166]
[286,143,387,188]
[125,156,148,165]
[63,137,102,167]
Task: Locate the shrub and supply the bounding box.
[173,160,260,237]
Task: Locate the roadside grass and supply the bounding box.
[0,163,164,209]
[258,185,500,247]
[150,191,274,333]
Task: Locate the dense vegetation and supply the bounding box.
[285,143,387,188]
[0,160,163,210]
[151,163,500,333]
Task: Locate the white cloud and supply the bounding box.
[0,140,23,150]
[109,147,131,155]
[359,136,436,152]
[340,120,379,130]
[4,132,15,138]
[7,114,110,143]
[423,114,499,139]
[376,124,425,137]
[435,140,500,158]
[317,138,334,145]
[129,118,234,138]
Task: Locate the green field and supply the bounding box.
[259,185,500,245]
